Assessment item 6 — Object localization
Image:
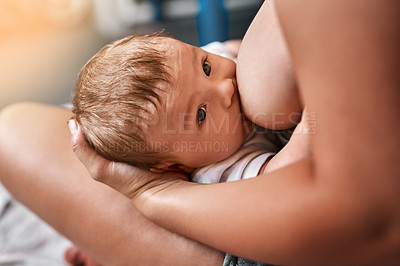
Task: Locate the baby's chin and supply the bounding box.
[205,120,254,165]
[185,120,254,169]
[188,141,243,168]
[212,134,247,165]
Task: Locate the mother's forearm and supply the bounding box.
[141,157,385,265]
[0,103,224,266]
[142,161,318,264]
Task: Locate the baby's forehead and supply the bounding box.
[159,38,179,56]
[161,38,198,80]
[161,38,197,62]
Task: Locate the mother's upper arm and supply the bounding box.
[275,0,400,261]
[275,0,400,183]
[237,0,301,130]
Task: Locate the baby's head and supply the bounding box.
[73,34,250,172]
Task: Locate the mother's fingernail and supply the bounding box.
[68,120,77,134]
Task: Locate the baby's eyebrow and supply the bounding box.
[183,113,193,131]
[182,90,194,129]
[172,44,199,130]
[191,46,199,65]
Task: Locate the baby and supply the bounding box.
[72,33,300,182]
[69,33,307,265]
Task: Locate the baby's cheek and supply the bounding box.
[222,135,242,157]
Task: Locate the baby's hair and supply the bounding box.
[72,33,174,169]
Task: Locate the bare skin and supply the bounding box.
[237,0,301,130]
[65,246,102,266]
[0,104,224,266]
[1,0,399,265]
[70,0,400,264]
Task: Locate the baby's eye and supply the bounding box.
[197,105,206,126]
[203,61,211,76]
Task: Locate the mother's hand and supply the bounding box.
[68,120,188,207]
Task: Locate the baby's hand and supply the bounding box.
[68,120,188,210]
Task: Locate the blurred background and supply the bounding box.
[0,0,262,110]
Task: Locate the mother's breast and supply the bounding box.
[236,0,301,130]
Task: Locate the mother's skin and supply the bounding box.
[0,1,289,265]
[0,103,225,265]
[1,0,400,265]
[73,0,400,264]
[238,0,300,129]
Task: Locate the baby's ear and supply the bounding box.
[149,167,164,173]
[175,164,196,174]
[150,163,195,174]
[149,162,174,173]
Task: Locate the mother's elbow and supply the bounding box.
[318,169,400,262]
[0,102,40,162]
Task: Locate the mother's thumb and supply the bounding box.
[68,119,108,182]
[68,119,85,155]
[68,120,93,166]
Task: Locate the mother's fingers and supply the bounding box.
[68,119,109,182]
[67,119,151,195]
[67,120,188,202]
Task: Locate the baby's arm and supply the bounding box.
[237,0,301,130]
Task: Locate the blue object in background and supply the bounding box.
[150,0,163,21]
[197,0,229,46]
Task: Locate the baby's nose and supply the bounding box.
[217,79,235,108]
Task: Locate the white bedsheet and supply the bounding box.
[0,182,71,266]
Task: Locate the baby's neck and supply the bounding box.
[242,118,255,141]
